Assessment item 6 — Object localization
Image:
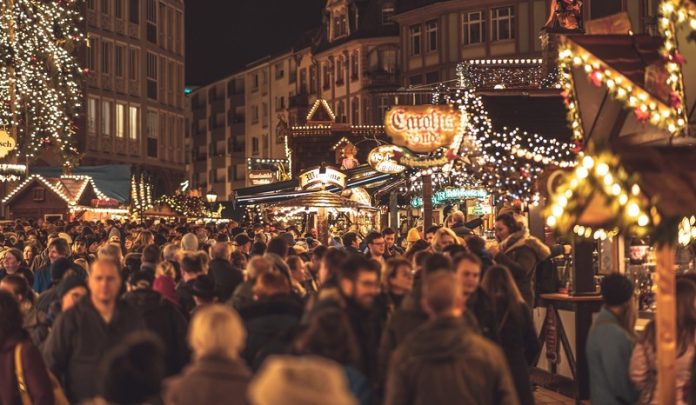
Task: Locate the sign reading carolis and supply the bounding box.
[299,167,346,190]
[367,145,406,174]
[0,130,16,159]
[411,188,488,208]
[385,105,461,153]
[248,170,275,185]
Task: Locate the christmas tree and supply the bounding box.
[0,0,85,168]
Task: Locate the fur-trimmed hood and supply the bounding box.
[499,229,551,261]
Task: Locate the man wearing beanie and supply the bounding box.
[586,273,639,405]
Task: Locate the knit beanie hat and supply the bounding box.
[249,356,357,405]
[601,273,634,306]
[56,276,88,299]
[181,233,199,252]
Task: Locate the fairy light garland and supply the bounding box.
[305,99,336,121]
[2,174,105,206]
[0,0,85,166]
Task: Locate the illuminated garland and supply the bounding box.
[678,216,696,246]
[306,99,336,121]
[0,0,85,166]
[155,194,207,217]
[2,173,104,205]
[131,173,153,214]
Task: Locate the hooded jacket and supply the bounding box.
[495,229,551,307]
[384,316,519,405]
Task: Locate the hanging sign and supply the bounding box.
[299,167,346,190]
[367,145,406,174]
[385,105,461,153]
[411,188,488,208]
[0,130,16,159]
[248,170,275,185]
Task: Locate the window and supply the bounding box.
[382,49,397,73]
[262,103,268,127]
[350,51,359,80]
[114,0,122,18]
[492,6,515,41]
[147,111,158,157]
[378,97,390,119]
[32,188,45,202]
[410,25,421,56]
[87,98,97,134]
[381,4,395,25]
[88,0,95,11]
[351,97,359,124]
[146,0,157,43]
[300,68,308,93]
[332,11,348,39]
[336,100,345,123]
[129,106,139,140]
[426,20,438,52]
[275,63,284,80]
[102,42,111,74]
[114,45,124,77]
[463,11,485,45]
[251,105,259,124]
[115,103,125,138]
[128,48,138,80]
[275,96,285,111]
[252,73,259,92]
[310,65,317,93]
[252,137,259,155]
[129,0,139,23]
[101,0,109,14]
[409,75,423,86]
[102,100,112,136]
[323,63,331,89]
[426,71,440,84]
[87,37,97,71]
[146,52,157,99]
[336,57,344,84]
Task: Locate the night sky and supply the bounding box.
[185,0,325,86]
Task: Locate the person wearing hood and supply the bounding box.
[123,271,189,376]
[489,213,550,308]
[384,271,519,405]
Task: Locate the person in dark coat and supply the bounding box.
[0,290,54,405]
[33,237,71,293]
[42,259,146,403]
[448,211,474,237]
[238,271,303,370]
[384,271,519,405]
[208,242,243,302]
[453,253,500,343]
[0,275,51,348]
[35,258,86,316]
[123,271,189,376]
[0,248,34,286]
[175,253,206,313]
[481,265,539,405]
[490,213,550,308]
[164,304,252,405]
[341,232,362,256]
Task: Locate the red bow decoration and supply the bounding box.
[561,90,571,106]
[570,141,584,154]
[666,50,687,65]
[589,69,603,87]
[634,107,650,124]
[446,149,459,161]
[670,91,683,110]
[391,149,403,162]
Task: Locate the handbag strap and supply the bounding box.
[14,343,27,393]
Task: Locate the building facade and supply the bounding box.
[80,0,186,194]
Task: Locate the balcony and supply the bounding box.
[363,70,400,88]
[289,93,309,108]
[229,93,245,106]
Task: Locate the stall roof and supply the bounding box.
[31,165,131,202]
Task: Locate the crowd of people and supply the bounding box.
[0,212,693,405]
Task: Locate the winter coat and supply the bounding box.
[122,288,190,375]
[450,222,473,237]
[163,355,251,405]
[344,364,371,405]
[345,297,382,382]
[384,316,520,405]
[23,306,51,349]
[467,288,500,343]
[630,334,694,405]
[494,230,550,307]
[208,258,244,302]
[494,302,539,405]
[35,287,58,316]
[42,296,146,402]
[586,307,639,405]
[238,294,303,370]
[0,336,54,405]
[228,280,255,311]
[175,279,196,314]
[32,265,52,293]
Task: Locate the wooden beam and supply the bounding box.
[655,244,676,405]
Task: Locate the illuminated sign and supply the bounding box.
[385,105,461,153]
[411,188,488,208]
[248,170,275,185]
[367,145,406,174]
[299,167,346,190]
[0,130,16,159]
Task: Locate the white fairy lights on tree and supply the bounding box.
[0,0,85,167]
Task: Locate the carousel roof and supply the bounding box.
[271,190,375,210]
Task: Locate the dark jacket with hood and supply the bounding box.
[42,296,145,403]
[384,316,519,405]
[494,229,551,307]
[238,293,303,370]
[122,288,190,375]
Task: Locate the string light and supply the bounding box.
[2,174,105,206]
[305,99,336,121]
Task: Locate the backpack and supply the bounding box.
[535,257,559,294]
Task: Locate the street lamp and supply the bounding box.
[206,190,218,203]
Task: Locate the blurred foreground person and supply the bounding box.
[249,355,357,405]
[43,260,145,403]
[164,304,251,405]
[384,271,519,405]
[587,273,638,405]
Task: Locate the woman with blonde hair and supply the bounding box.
[430,227,459,253]
[130,230,155,253]
[97,243,124,267]
[480,265,538,405]
[164,304,251,405]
